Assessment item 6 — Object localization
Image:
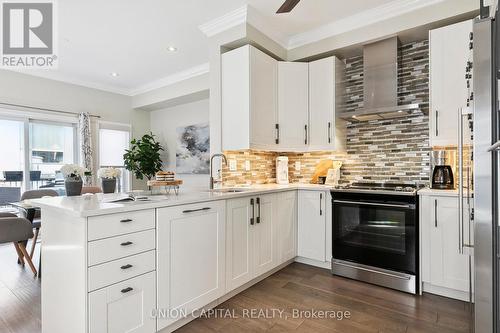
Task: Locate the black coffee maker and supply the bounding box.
[431,151,455,189]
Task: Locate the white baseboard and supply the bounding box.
[294,256,331,269]
[422,282,473,302]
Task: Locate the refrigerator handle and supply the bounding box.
[487,139,500,151]
[458,108,464,255]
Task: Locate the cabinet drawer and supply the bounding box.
[88,229,156,266]
[88,210,155,241]
[89,271,156,333]
[88,250,155,291]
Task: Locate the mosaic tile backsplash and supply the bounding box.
[222,40,431,185]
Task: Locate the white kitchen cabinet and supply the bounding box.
[225,196,254,291]
[277,62,309,149]
[297,190,327,262]
[429,20,473,147]
[226,193,278,292]
[253,194,277,275]
[420,195,471,300]
[222,44,278,150]
[276,191,297,262]
[89,272,156,333]
[157,201,226,330]
[308,56,345,151]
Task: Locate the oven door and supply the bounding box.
[332,193,417,275]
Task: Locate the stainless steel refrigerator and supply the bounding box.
[471,3,499,332]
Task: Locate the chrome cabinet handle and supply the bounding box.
[328,122,332,144]
[250,198,254,225]
[304,125,308,145]
[275,124,280,144]
[319,193,323,216]
[435,110,439,136]
[256,197,261,224]
[182,207,211,214]
[120,219,133,223]
[434,199,438,228]
[121,287,133,293]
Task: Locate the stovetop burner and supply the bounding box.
[333,182,421,195]
[348,182,417,192]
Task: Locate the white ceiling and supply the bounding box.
[14,0,406,95]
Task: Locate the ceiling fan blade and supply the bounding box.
[276,0,301,13]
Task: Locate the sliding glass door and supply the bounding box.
[0,119,25,205]
[0,116,77,200]
[29,121,77,195]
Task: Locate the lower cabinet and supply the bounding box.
[225,193,278,292]
[88,272,156,333]
[297,190,327,262]
[276,191,297,262]
[420,195,472,300]
[156,201,226,330]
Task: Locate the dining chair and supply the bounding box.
[20,189,58,258]
[0,212,37,276]
[81,186,102,194]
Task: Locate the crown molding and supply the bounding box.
[199,5,248,37]
[4,68,132,95]
[245,6,289,49]
[130,63,209,96]
[287,0,446,49]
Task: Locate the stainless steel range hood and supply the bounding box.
[340,37,419,121]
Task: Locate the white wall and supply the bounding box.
[0,69,151,189]
[150,98,210,190]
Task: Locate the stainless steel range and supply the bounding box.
[331,182,420,294]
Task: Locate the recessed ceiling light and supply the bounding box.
[167,46,178,52]
[110,72,119,77]
[398,110,403,113]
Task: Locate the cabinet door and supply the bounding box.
[250,46,278,149]
[278,62,309,149]
[157,202,225,330]
[89,272,156,333]
[430,20,472,146]
[298,191,327,261]
[276,191,297,263]
[254,194,277,275]
[221,45,251,150]
[429,196,470,292]
[309,57,335,148]
[226,197,254,292]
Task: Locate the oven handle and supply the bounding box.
[333,200,413,209]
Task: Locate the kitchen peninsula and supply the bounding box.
[34,184,331,333]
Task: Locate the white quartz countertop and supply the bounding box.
[418,188,464,197]
[30,183,332,217]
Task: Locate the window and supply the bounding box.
[98,125,131,192]
[0,117,77,198]
[30,122,77,195]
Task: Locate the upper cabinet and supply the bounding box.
[429,20,473,147]
[277,62,309,149]
[221,44,345,152]
[309,57,345,151]
[222,45,278,151]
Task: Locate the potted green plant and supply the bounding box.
[123,133,164,183]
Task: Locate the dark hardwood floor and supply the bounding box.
[0,243,471,333]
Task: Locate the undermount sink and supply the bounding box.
[209,188,250,193]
